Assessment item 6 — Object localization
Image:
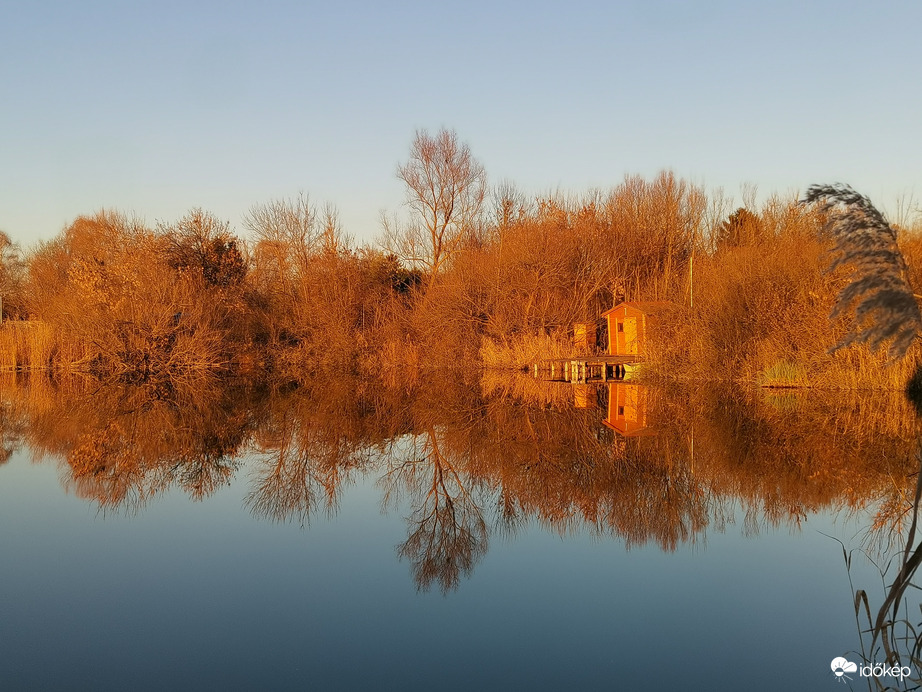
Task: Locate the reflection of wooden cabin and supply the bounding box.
[603,383,653,437]
[601,301,672,357]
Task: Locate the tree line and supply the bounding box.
[2,128,920,385]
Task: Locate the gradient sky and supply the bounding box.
[2,0,920,248]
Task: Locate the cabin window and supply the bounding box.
[618,406,625,416]
[617,323,624,332]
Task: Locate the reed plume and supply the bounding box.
[804,183,922,359]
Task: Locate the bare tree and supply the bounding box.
[244,193,321,276]
[385,128,487,281]
[491,180,528,231]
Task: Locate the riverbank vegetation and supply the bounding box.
[2,129,921,388]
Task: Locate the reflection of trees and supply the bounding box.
[475,376,918,550]
[462,388,710,551]
[674,385,918,534]
[382,425,488,594]
[3,369,921,592]
[242,377,418,524]
[10,374,260,511]
[600,459,709,551]
[246,436,343,524]
[245,383,375,524]
[0,376,27,464]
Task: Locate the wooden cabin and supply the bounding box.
[601,301,672,357]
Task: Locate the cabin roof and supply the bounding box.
[600,300,675,318]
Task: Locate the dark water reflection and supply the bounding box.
[2,371,922,689]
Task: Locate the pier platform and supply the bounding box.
[533,355,640,383]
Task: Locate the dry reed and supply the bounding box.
[0,321,55,371]
[480,332,572,370]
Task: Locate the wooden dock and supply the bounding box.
[533,355,640,383]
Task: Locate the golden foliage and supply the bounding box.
[9,172,922,392]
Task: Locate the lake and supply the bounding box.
[0,372,918,691]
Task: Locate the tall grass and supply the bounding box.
[759,360,809,388]
[480,331,571,370]
[0,321,55,371]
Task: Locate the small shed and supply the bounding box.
[600,301,672,357]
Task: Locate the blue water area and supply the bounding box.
[0,450,881,691]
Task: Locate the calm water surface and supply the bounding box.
[0,375,917,691]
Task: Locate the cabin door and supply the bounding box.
[624,317,638,355]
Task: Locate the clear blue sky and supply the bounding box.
[2,0,920,248]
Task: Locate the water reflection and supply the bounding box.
[839,443,922,690]
[1,371,919,593]
[381,427,488,593]
[245,379,378,524]
[603,383,652,436]
[4,373,262,510]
